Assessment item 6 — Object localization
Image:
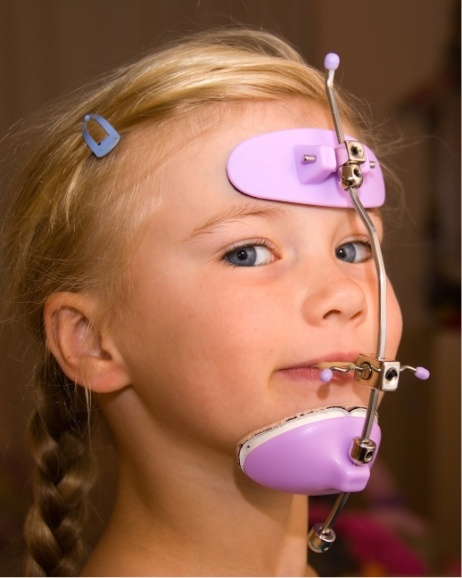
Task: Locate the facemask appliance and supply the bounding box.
[226,53,429,553]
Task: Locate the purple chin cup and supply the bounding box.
[227,129,385,208]
[238,408,381,495]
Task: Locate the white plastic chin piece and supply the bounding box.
[238,407,381,495]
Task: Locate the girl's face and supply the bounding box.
[110,99,402,456]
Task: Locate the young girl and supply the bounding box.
[1,29,403,576]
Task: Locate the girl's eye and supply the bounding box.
[224,243,274,267]
[335,241,372,264]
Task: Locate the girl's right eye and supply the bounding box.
[223,243,274,267]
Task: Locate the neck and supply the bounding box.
[83,448,314,576]
[83,389,316,576]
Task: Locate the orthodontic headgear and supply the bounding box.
[226,53,429,554]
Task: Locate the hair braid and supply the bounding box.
[24,354,96,576]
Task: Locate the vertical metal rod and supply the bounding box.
[347,185,387,361]
[347,185,387,440]
[324,56,388,442]
[325,67,345,144]
[309,54,390,551]
[320,491,350,531]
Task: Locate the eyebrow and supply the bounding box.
[186,200,288,239]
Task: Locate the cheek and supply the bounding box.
[386,280,403,357]
[111,271,291,449]
[118,267,279,387]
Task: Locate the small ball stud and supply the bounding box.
[320,368,334,383]
[324,53,340,71]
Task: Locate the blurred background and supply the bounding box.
[0,0,459,576]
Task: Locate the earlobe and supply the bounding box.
[43,292,131,393]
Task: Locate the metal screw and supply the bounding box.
[385,368,398,381]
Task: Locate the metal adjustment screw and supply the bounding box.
[307,523,337,553]
[346,141,365,161]
[351,437,377,465]
[385,368,398,380]
[358,361,374,381]
[380,360,401,391]
[340,164,363,188]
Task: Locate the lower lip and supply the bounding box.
[279,367,319,381]
[278,367,353,383]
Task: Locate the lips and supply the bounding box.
[277,352,360,382]
[279,366,322,381]
[280,366,354,383]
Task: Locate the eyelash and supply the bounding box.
[354,236,373,250]
[348,236,372,249]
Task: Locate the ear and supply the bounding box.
[43,292,131,393]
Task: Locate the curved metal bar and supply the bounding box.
[310,53,391,553]
[347,185,387,440]
[347,185,387,360]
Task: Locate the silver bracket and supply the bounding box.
[338,140,367,189]
[354,354,401,392]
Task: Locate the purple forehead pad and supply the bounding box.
[227,128,385,208]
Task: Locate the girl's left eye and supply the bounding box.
[223,243,274,267]
[335,240,372,264]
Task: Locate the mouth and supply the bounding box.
[277,352,360,383]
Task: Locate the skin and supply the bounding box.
[45,98,402,576]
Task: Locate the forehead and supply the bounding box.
[180,98,336,151]
[123,98,364,237]
[117,100,324,235]
[123,99,386,256]
[153,98,336,190]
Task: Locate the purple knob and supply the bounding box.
[415,366,430,380]
[320,368,334,383]
[324,53,340,71]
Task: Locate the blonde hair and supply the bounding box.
[1,28,370,576]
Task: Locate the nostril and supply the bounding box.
[322,307,364,322]
[322,309,341,320]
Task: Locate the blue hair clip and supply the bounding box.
[82,114,120,157]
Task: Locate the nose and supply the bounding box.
[302,263,369,327]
